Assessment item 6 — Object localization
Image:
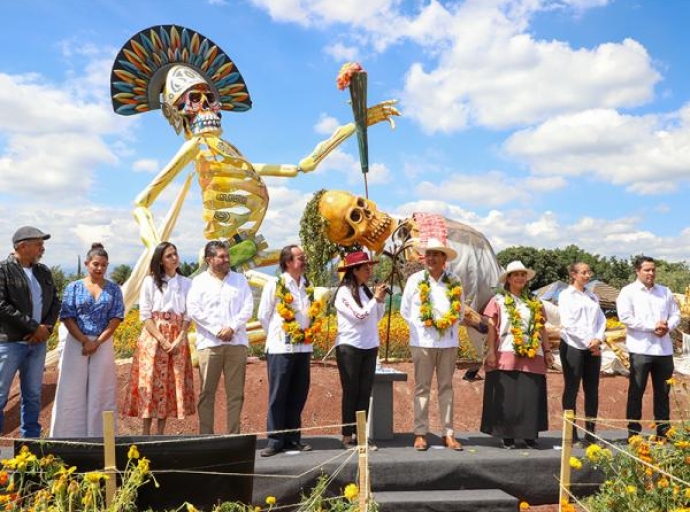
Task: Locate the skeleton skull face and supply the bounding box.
[319,190,395,253]
[179,85,222,136]
[162,65,222,137]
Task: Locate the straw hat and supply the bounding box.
[417,238,458,261]
[498,260,536,284]
[337,251,379,271]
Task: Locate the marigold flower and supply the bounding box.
[659,477,670,488]
[344,483,359,501]
[128,445,140,460]
[0,472,7,486]
[667,377,676,386]
[266,495,277,505]
[626,485,637,494]
[284,293,294,304]
[569,457,582,470]
[519,501,530,510]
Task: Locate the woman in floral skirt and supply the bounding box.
[125,241,195,435]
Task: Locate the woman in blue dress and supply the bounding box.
[50,243,124,437]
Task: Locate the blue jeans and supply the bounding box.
[0,341,47,437]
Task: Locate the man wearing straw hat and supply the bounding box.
[401,238,465,451]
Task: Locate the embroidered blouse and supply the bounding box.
[335,285,384,350]
[139,274,192,322]
[60,279,125,336]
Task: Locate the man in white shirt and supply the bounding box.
[616,256,681,440]
[187,240,254,434]
[257,245,313,457]
[401,238,465,451]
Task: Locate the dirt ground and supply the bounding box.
[3,358,686,511]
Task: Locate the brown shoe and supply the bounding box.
[413,435,428,451]
[442,435,464,451]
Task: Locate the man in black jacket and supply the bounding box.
[0,226,60,437]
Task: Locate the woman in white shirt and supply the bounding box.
[124,241,196,435]
[558,262,606,446]
[334,251,388,449]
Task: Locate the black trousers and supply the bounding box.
[560,342,601,441]
[336,345,378,437]
[626,353,674,438]
[266,352,311,449]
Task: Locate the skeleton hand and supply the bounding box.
[366,100,400,129]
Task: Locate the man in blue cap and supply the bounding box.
[0,226,60,437]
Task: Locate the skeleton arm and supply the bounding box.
[133,138,201,249]
[252,100,400,177]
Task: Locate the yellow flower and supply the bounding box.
[186,504,200,512]
[85,471,108,484]
[667,377,676,386]
[128,445,140,460]
[569,457,582,470]
[626,485,637,494]
[344,483,359,501]
[658,477,670,489]
[266,495,277,505]
[519,502,530,510]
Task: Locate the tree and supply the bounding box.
[179,261,199,277]
[50,265,71,298]
[299,190,341,286]
[109,264,132,285]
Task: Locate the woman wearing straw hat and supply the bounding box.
[481,261,554,449]
[334,251,388,449]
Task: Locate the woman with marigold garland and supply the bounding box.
[481,260,553,449]
[334,251,387,450]
[401,238,465,451]
[124,241,196,435]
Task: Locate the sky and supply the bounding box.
[0,0,689,273]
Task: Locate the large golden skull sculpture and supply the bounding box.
[319,190,395,253]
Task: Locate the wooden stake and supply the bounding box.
[356,410,369,512]
[559,409,575,510]
[103,411,116,508]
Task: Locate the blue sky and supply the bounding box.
[0,0,688,271]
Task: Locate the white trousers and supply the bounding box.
[50,333,117,437]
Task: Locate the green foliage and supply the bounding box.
[109,264,133,285]
[50,265,72,298]
[299,189,341,286]
[496,246,690,292]
[179,260,200,277]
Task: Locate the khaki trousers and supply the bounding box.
[411,346,457,436]
[197,344,248,434]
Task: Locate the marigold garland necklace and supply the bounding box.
[500,288,545,358]
[418,271,463,336]
[275,275,322,344]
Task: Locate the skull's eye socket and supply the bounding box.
[188,92,202,103]
[206,93,216,103]
[356,198,367,207]
[350,210,362,223]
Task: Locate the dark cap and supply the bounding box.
[12,226,51,245]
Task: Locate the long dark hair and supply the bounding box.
[339,265,373,308]
[150,241,181,291]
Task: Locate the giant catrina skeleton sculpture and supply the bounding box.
[110,25,399,310]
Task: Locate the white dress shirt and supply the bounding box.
[257,272,313,355]
[558,285,606,351]
[400,269,464,349]
[616,280,681,356]
[139,274,192,321]
[335,285,384,350]
[187,270,254,350]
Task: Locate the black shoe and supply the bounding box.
[286,441,312,452]
[501,438,515,449]
[462,370,483,382]
[524,439,539,449]
[261,446,280,457]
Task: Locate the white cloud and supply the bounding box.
[414,170,566,207]
[324,43,359,62]
[315,147,392,185]
[503,105,690,193]
[132,159,160,173]
[391,201,690,261]
[314,114,341,135]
